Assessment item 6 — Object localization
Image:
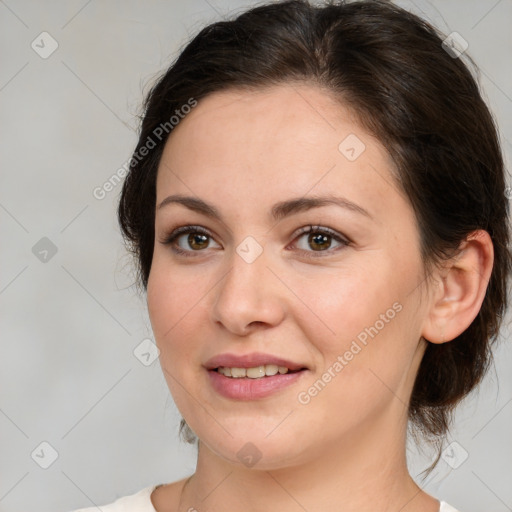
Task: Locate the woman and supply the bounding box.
[72,0,510,510]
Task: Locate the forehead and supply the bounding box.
[165,84,359,156]
[156,84,404,223]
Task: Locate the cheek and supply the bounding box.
[293,263,397,347]
[146,268,203,412]
[147,270,175,342]
[147,259,204,339]
[293,261,413,391]
[291,279,411,439]
[146,261,213,382]
[147,268,188,389]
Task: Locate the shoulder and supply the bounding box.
[68,484,160,512]
[439,501,462,512]
[149,477,190,511]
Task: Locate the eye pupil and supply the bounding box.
[189,233,209,250]
[309,232,330,251]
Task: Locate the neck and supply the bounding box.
[177,407,438,512]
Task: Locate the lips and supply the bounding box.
[204,352,307,372]
[204,352,309,400]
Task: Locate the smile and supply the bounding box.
[216,365,296,378]
[208,367,307,400]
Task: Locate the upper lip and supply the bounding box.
[204,352,307,371]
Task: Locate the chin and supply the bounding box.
[195,426,312,471]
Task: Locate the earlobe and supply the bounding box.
[421,230,494,344]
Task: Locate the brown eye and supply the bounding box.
[306,232,332,251]
[160,225,221,256]
[292,225,349,258]
[186,232,210,250]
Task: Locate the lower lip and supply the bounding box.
[207,369,307,400]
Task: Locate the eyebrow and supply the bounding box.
[157,194,373,222]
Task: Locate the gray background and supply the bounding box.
[1,1,511,511]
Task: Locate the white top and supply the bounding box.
[69,484,462,512]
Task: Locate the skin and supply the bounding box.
[146,84,494,512]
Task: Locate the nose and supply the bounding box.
[210,245,286,336]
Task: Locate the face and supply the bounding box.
[147,84,430,469]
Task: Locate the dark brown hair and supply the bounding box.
[118,0,511,476]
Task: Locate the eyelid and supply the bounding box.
[289,225,350,258]
[291,224,351,245]
[158,225,220,256]
[159,224,350,257]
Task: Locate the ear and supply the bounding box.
[421,230,494,344]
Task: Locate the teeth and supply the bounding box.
[230,367,246,378]
[265,365,279,376]
[246,366,265,378]
[217,364,290,378]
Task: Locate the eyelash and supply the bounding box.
[159,224,350,259]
